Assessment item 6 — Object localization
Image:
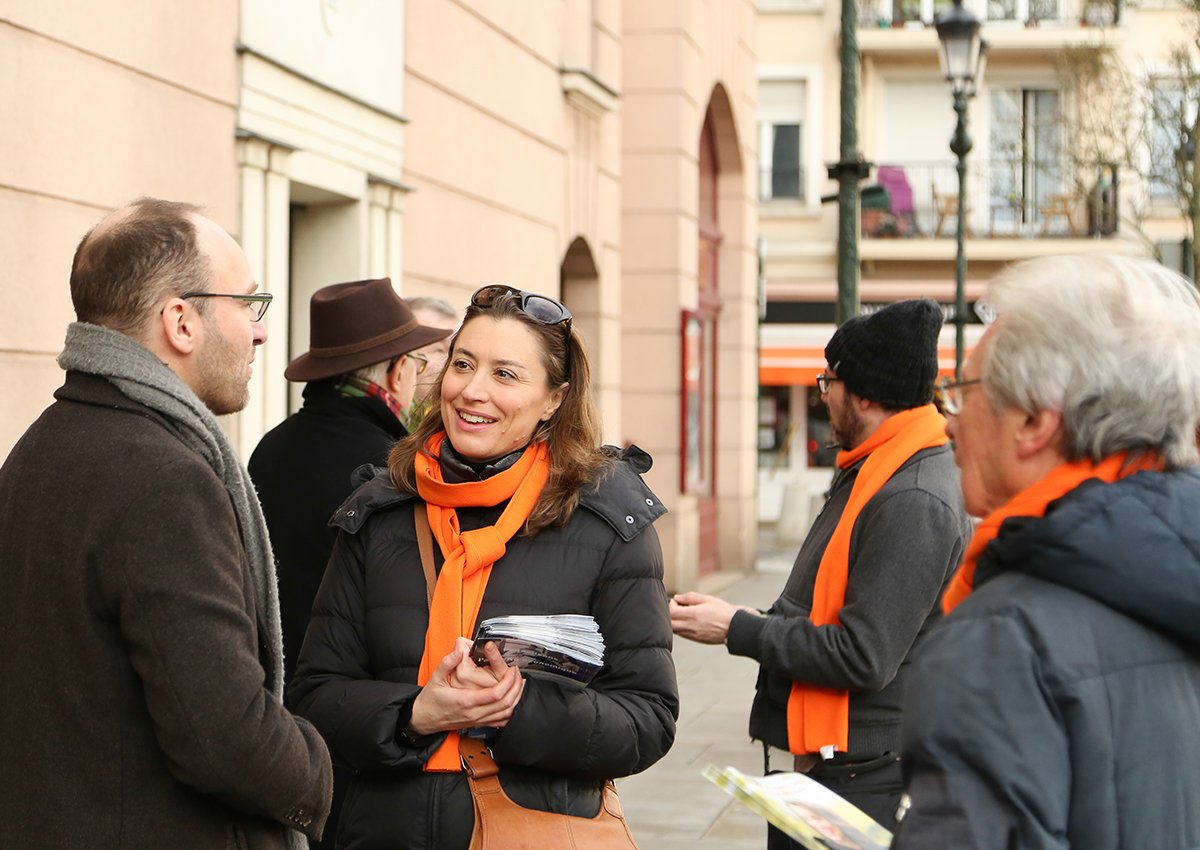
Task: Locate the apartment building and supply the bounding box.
[0,0,759,590]
[755,0,1196,529]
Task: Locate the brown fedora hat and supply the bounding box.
[284,278,454,382]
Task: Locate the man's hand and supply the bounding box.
[669,592,757,645]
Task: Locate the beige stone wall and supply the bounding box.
[622,0,760,589]
[402,0,625,442]
[0,4,240,458]
[241,0,406,116]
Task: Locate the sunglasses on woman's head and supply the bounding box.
[470,285,572,328]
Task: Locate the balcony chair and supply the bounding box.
[1039,193,1079,236]
[876,166,921,236]
[933,188,973,238]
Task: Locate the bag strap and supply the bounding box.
[460,734,631,823]
[460,734,501,780]
[414,504,437,609]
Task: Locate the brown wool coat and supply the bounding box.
[0,372,332,850]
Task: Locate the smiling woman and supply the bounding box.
[438,316,565,463]
[289,286,679,850]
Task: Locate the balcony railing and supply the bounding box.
[858,0,1118,28]
[860,160,1119,239]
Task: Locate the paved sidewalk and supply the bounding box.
[619,545,795,849]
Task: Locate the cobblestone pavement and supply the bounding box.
[619,545,795,849]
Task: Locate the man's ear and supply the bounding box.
[385,356,406,395]
[158,298,199,356]
[1015,407,1063,460]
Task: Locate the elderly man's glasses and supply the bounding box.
[935,376,983,416]
[182,291,273,322]
[471,285,572,327]
[407,353,430,376]
[816,373,842,394]
[387,352,431,375]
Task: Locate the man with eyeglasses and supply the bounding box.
[406,295,460,405]
[0,198,332,849]
[248,278,451,848]
[671,298,970,840]
[892,254,1200,850]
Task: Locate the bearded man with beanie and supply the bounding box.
[671,298,971,841]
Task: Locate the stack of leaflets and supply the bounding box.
[704,764,891,850]
[471,614,605,687]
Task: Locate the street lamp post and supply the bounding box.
[935,0,987,379]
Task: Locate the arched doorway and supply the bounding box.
[685,105,724,576]
[560,236,618,442]
[561,236,599,356]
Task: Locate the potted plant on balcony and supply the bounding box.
[892,0,922,26]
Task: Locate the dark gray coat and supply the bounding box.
[895,470,1200,850]
[290,447,678,850]
[727,445,971,758]
[0,373,332,849]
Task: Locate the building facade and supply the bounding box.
[1,0,759,590]
[755,0,1197,531]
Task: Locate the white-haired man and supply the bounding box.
[894,253,1200,849]
[406,294,459,403]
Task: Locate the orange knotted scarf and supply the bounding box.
[941,450,1162,614]
[786,404,949,756]
[414,432,551,771]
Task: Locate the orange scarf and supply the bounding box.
[941,450,1162,613]
[786,404,949,756]
[414,432,551,771]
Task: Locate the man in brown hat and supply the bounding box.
[249,278,452,685]
[249,277,452,848]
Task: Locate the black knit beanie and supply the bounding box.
[823,298,943,408]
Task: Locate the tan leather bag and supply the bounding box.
[413,506,641,850]
[460,736,640,850]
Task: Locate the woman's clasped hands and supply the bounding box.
[407,637,525,736]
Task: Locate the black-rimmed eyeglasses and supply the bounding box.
[182,291,273,322]
[816,373,842,394]
[935,376,983,416]
[471,285,572,328]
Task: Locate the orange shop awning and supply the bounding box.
[760,346,825,387]
[760,340,981,387]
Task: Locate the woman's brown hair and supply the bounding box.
[387,288,610,534]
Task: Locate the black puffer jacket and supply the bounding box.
[290,446,678,850]
[895,470,1200,850]
[249,379,408,689]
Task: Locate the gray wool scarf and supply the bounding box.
[58,322,286,699]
